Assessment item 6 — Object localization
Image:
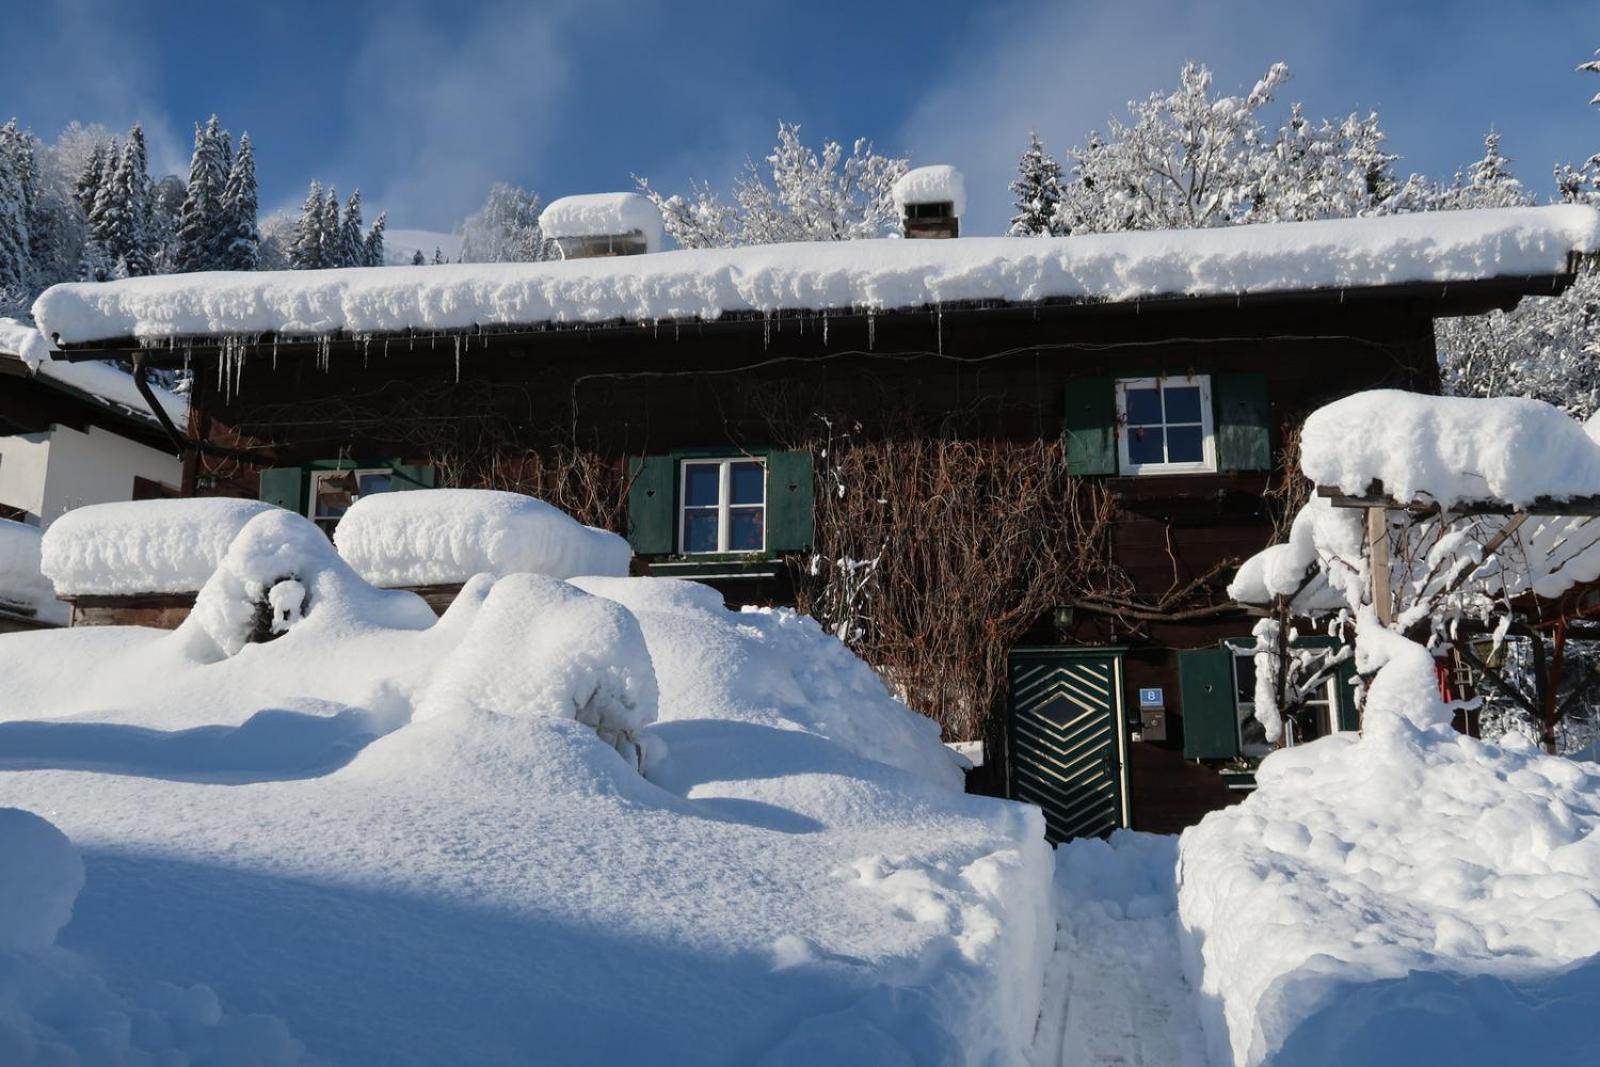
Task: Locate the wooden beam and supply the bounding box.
[1367,505,1393,625]
[1316,484,1600,517]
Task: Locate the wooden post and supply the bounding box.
[1367,506,1392,625]
[1543,619,1567,755]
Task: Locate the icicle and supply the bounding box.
[454,334,462,383]
[936,302,943,355]
[271,337,278,370]
[362,334,371,368]
[763,311,771,349]
[822,313,829,347]
[674,321,680,341]
[867,309,876,350]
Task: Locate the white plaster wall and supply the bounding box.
[30,424,181,526]
[0,432,52,523]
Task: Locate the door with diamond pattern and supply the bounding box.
[1006,648,1130,842]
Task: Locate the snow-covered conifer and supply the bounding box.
[220,133,259,271]
[0,120,34,305]
[362,210,386,267]
[288,181,326,270]
[91,124,153,277]
[175,116,230,272]
[338,189,363,268]
[1007,132,1064,236]
[411,248,425,266]
[459,183,545,262]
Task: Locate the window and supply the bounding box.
[308,467,393,535]
[1115,375,1216,475]
[679,458,766,554]
[1231,651,1335,755]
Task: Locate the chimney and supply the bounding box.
[538,192,666,260]
[892,165,965,239]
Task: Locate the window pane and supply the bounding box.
[1127,425,1164,464]
[357,472,392,496]
[683,509,719,553]
[728,507,764,551]
[1167,425,1204,463]
[1124,386,1162,425]
[684,464,721,507]
[1234,656,1256,704]
[729,461,765,506]
[1163,385,1202,424]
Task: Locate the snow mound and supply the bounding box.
[0,808,308,1065]
[0,520,68,625]
[32,206,1600,345]
[1301,389,1600,508]
[572,575,965,790]
[1226,495,1363,610]
[184,507,437,657]
[41,497,277,596]
[891,164,967,216]
[538,192,665,251]
[1178,607,1600,1066]
[417,572,657,761]
[334,488,631,587]
[0,316,56,369]
[0,808,84,952]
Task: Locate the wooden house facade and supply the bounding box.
[32,206,1597,838]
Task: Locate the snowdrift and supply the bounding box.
[1177,609,1600,1067]
[0,507,1051,1065]
[0,806,308,1064]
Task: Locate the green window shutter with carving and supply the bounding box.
[390,465,436,490]
[258,467,306,513]
[1213,372,1272,472]
[1180,647,1240,759]
[765,450,815,553]
[627,455,675,555]
[1064,376,1117,475]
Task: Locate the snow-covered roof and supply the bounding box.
[30,205,1600,348]
[892,164,967,216]
[536,192,664,251]
[0,317,189,425]
[0,518,68,624]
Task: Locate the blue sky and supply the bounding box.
[7,0,1599,235]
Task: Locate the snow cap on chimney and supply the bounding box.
[538,192,665,259]
[891,165,965,239]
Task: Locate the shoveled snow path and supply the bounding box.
[1030,832,1213,1067]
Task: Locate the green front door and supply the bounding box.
[1007,648,1130,842]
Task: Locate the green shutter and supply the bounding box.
[1334,657,1360,732]
[1213,372,1272,472]
[258,467,306,512]
[627,455,675,555]
[1064,376,1117,475]
[390,464,437,490]
[766,450,815,553]
[1180,647,1240,759]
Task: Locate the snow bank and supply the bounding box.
[1302,389,1600,507]
[0,807,83,952]
[1178,607,1600,1066]
[0,315,189,423]
[0,519,68,624]
[32,205,1600,345]
[892,164,967,216]
[0,507,1052,1064]
[538,192,665,251]
[40,497,276,596]
[334,488,631,587]
[0,808,308,1064]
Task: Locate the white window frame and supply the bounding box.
[678,457,767,555]
[1231,649,1336,751]
[1115,375,1217,475]
[307,467,393,533]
